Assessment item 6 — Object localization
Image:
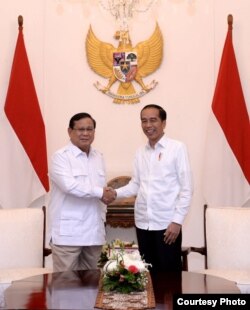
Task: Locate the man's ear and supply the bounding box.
[68,127,72,136]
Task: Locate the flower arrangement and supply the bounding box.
[98,239,138,267]
[101,243,150,294]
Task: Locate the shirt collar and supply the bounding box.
[68,141,94,157]
[146,135,167,150]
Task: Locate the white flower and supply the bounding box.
[103,260,118,272]
[123,254,147,272]
[125,250,141,261]
[103,249,149,273]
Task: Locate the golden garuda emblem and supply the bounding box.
[85,23,163,104]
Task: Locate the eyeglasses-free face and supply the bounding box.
[141,107,166,147]
[68,117,95,154]
[72,127,95,134]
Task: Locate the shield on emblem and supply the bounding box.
[113,52,137,83]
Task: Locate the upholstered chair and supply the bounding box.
[190,205,250,293]
[0,207,52,307]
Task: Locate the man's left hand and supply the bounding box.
[163,222,181,245]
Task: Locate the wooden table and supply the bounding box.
[3,270,240,309]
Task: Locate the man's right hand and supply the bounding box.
[101,187,117,205]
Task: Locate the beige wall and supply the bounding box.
[0,0,249,271]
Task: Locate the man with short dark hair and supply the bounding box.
[48,112,113,272]
[114,104,193,272]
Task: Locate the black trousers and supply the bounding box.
[136,227,182,273]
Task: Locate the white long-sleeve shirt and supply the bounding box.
[48,142,106,246]
[116,136,193,230]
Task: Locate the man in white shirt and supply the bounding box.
[114,104,193,272]
[48,112,112,272]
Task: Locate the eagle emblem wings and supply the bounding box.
[85,23,163,104]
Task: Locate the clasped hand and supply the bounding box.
[101,187,117,205]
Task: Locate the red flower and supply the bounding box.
[127,265,139,274]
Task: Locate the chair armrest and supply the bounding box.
[44,247,52,257]
[190,246,207,256]
[181,246,191,271]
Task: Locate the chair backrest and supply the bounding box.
[0,207,46,269]
[205,206,250,270]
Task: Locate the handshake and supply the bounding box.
[101,187,117,205]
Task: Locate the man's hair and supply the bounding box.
[140,104,167,121]
[69,112,96,129]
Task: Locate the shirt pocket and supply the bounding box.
[72,168,88,177]
[72,168,89,185]
[59,209,84,236]
[153,155,176,179]
[97,169,106,185]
